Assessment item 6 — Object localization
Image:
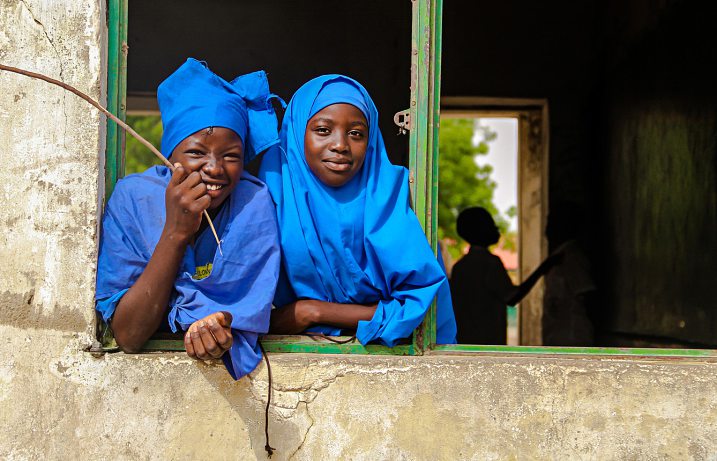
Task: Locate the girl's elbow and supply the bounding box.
[114,332,145,354]
[119,344,143,354]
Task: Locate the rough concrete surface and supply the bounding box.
[1,1,717,460]
[2,328,717,460]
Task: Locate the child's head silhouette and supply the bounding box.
[457,207,500,247]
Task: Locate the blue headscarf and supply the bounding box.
[158,58,282,163]
[96,59,282,379]
[259,75,456,346]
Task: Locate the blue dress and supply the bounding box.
[96,166,281,379]
[260,75,457,346]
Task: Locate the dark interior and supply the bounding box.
[128,0,717,347]
[127,0,412,166]
[442,0,717,347]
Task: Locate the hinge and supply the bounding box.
[393,109,411,135]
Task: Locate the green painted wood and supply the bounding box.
[423,0,443,348]
[105,0,120,200]
[117,0,128,171]
[432,344,717,358]
[409,0,428,354]
[139,338,413,356]
[105,0,127,200]
[260,341,413,356]
[410,0,442,352]
[101,340,717,359]
[97,0,128,351]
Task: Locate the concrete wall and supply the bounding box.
[2,1,717,459]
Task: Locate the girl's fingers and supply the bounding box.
[218,311,233,327]
[186,316,232,361]
[198,321,224,359]
[208,318,233,351]
[184,329,196,358]
[181,171,203,188]
[190,327,208,359]
[169,163,188,186]
[189,180,209,200]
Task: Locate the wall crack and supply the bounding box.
[288,401,315,461]
[19,0,69,148]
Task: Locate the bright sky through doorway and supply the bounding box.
[473,117,518,231]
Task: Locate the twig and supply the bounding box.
[0,63,223,254]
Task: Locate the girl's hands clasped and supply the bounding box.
[185,311,234,360]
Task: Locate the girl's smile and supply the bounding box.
[168,127,244,209]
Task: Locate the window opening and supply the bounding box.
[99,0,443,355]
[99,0,717,360]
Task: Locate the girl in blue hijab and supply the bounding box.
[260,75,457,346]
[95,59,281,379]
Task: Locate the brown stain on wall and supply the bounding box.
[0,290,88,332]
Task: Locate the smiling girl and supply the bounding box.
[260,75,456,345]
[95,59,281,379]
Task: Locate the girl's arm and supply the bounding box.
[269,300,377,334]
[111,165,210,353]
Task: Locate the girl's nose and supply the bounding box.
[202,156,222,176]
[330,134,349,153]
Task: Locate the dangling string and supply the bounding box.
[304,332,357,344]
[257,341,275,458]
[255,333,355,457]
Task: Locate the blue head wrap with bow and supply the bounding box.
[96,59,282,379]
[158,58,282,163]
[259,75,456,346]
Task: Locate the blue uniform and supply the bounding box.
[95,59,282,378]
[260,75,457,346]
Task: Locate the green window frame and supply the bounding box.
[102,0,717,360]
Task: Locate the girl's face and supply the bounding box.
[168,127,244,210]
[304,103,368,187]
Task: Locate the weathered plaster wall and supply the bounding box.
[4,336,717,460]
[2,1,717,460]
[0,0,104,334]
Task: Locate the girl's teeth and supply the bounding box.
[207,184,223,191]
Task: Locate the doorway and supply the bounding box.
[441,97,549,345]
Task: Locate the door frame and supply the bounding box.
[441,96,549,345]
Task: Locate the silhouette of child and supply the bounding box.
[450,207,559,344]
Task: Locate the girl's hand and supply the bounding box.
[163,163,211,244]
[184,311,234,360]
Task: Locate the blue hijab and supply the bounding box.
[259,75,456,346]
[96,59,281,379]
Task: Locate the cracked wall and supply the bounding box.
[2,1,717,460]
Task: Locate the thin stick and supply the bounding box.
[0,63,223,254]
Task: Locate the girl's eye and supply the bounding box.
[224,153,242,162]
[186,150,204,157]
[349,130,365,138]
[315,127,330,134]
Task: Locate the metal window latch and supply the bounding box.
[394,109,411,135]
